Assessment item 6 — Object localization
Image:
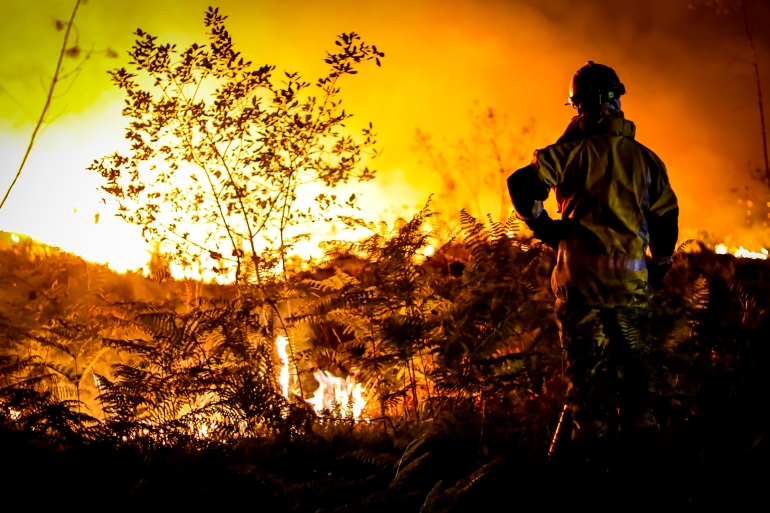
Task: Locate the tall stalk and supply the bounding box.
[740,0,770,186]
[0,0,82,211]
[408,355,420,425]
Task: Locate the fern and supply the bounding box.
[675,238,695,255]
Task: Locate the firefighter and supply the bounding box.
[508,61,679,447]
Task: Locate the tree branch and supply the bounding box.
[741,0,770,186]
[0,0,83,211]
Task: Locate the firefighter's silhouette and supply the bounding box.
[508,62,679,445]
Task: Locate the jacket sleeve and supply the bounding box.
[645,157,679,265]
[507,141,580,221]
[507,163,549,222]
[508,143,582,250]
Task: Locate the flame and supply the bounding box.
[715,243,768,260]
[276,335,291,400]
[195,422,210,440]
[275,336,369,421]
[307,370,367,421]
[734,247,768,260]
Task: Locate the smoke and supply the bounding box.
[511,0,770,242]
[1,0,769,260]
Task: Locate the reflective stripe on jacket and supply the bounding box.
[509,108,679,306]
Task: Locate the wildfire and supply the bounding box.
[715,243,768,260]
[196,422,210,440]
[274,337,368,420]
[276,335,291,399]
[307,370,367,421]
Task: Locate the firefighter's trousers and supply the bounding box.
[554,299,655,441]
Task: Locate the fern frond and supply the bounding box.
[675,238,695,254]
[342,449,399,469]
[504,212,520,238]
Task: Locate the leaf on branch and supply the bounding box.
[101,185,124,197]
[65,46,81,58]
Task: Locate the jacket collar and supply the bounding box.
[557,108,636,143]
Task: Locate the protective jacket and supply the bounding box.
[508,108,679,306]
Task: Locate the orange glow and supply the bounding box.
[1,1,769,278]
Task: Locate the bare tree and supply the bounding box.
[739,0,770,186]
[415,105,536,223]
[690,0,769,186]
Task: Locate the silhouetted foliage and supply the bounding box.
[89,7,383,282]
[414,105,537,223]
[3,6,770,509]
[3,220,770,507]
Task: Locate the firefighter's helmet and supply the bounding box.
[568,61,626,111]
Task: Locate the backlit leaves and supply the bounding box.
[89,9,384,282]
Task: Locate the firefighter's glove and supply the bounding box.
[525,211,565,251]
[647,262,672,291]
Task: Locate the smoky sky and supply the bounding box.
[2,0,770,246]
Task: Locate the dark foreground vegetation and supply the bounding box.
[1,213,770,509]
